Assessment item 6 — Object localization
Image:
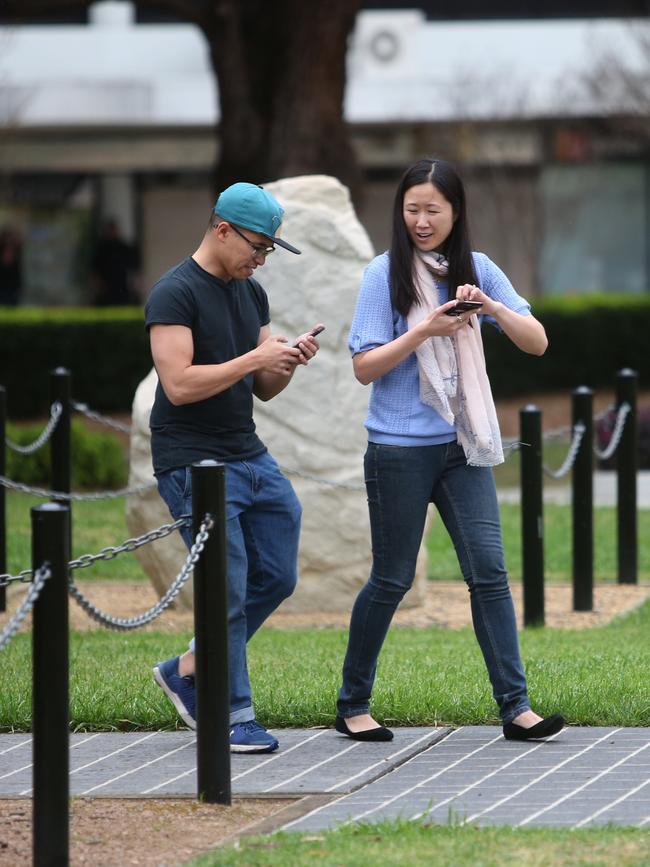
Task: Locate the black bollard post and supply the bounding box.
[192,460,231,805]
[32,502,70,867]
[50,368,72,505]
[616,368,637,584]
[520,405,544,627]
[572,387,594,611]
[0,386,6,613]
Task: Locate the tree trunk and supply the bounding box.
[205,0,364,200]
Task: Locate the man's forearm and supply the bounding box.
[161,351,260,406]
[253,368,295,401]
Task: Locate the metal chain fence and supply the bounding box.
[0,567,34,589]
[72,401,132,435]
[593,402,631,462]
[279,464,365,491]
[0,516,190,587]
[0,399,635,511]
[0,565,51,652]
[542,422,586,479]
[0,474,157,501]
[68,516,213,630]
[1,516,211,635]
[4,402,62,454]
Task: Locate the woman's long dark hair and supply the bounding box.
[389,158,476,316]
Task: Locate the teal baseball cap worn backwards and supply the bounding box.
[214,182,301,255]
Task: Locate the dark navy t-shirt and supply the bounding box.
[144,256,270,473]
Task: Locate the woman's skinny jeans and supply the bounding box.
[337,441,531,726]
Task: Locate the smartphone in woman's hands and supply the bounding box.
[444,301,483,317]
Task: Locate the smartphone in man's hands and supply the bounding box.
[444,300,483,316]
[293,325,325,348]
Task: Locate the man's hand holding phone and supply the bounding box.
[293,324,325,363]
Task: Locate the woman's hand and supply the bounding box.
[417,299,470,338]
[455,283,497,316]
[455,283,548,356]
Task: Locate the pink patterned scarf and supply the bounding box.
[406,251,504,466]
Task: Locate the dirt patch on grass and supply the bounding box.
[4,578,648,634]
[0,796,299,866]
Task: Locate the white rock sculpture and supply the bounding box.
[126,174,428,612]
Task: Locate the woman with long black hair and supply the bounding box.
[335,158,564,743]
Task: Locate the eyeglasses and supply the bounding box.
[229,224,275,258]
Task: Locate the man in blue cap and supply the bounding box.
[145,183,323,753]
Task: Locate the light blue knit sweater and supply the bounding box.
[348,251,532,446]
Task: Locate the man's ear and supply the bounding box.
[212,220,230,241]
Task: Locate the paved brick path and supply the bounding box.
[1,726,648,831]
[282,726,650,831]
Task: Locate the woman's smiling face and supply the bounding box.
[402,181,455,253]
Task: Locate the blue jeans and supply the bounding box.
[337,441,531,725]
[157,451,302,724]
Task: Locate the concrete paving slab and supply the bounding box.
[0,726,447,798]
[2,726,649,830]
[280,726,650,832]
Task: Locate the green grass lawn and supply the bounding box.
[1,598,648,731]
[427,503,650,583]
[191,822,650,867]
[5,492,148,581]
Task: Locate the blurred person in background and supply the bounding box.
[91,219,140,305]
[0,226,23,306]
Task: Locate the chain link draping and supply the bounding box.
[593,402,631,462]
[0,565,51,652]
[279,464,365,491]
[0,474,157,501]
[72,401,132,435]
[0,516,190,587]
[4,402,62,454]
[0,568,34,589]
[68,516,191,571]
[68,516,213,630]
[542,422,586,479]
[1,515,209,633]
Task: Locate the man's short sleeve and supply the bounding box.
[145,277,195,331]
[249,278,271,328]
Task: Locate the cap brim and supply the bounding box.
[267,235,301,255]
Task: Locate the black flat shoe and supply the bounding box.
[503,713,565,741]
[335,715,394,742]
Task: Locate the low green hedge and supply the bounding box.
[484,293,650,396]
[5,418,128,489]
[0,306,150,419]
[0,295,648,419]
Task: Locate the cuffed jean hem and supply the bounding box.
[501,702,532,726]
[336,704,370,718]
[230,705,255,725]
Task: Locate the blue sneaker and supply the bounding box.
[153,656,196,730]
[230,721,279,754]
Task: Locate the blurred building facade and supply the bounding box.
[0,2,648,303]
